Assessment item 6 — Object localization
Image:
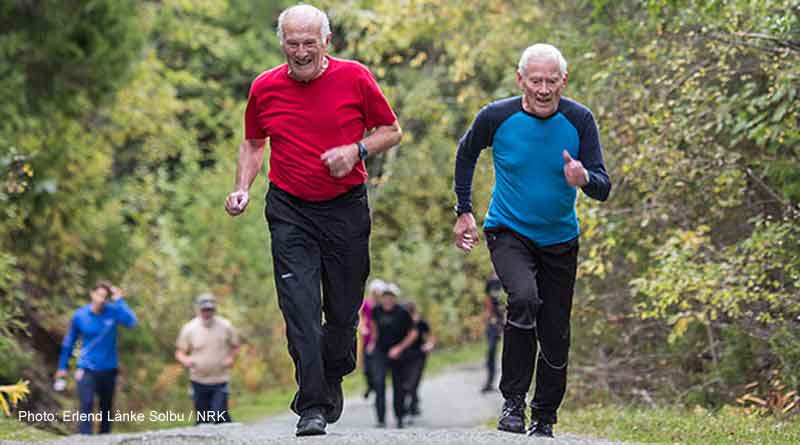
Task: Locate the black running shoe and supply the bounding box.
[325,377,343,424]
[528,419,554,438]
[296,408,327,436]
[497,395,526,434]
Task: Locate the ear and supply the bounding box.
[563,71,569,89]
[515,70,523,89]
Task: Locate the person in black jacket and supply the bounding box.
[368,283,417,428]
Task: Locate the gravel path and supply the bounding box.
[4,362,638,445]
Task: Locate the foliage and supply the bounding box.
[0,380,29,416]
[1,0,798,434]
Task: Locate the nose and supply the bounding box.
[536,81,550,95]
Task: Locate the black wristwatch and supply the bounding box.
[357,141,368,160]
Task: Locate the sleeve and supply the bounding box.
[454,105,495,213]
[244,82,267,140]
[359,68,398,130]
[110,298,137,327]
[577,111,611,201]
[58,314,80,370]
[176,324,191,353]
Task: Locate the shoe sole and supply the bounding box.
[497,424,526,434]
[296,427,326,437]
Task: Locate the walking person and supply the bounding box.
[224,4,401,436]
[55,282,137,434]
[175,293,241,424]
[403,301,435,418]
[368,284,417,429]
[359,279,385,399]
[452,43,611,438]
[481,274,504,393]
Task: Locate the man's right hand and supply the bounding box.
[225,190,250,216]
[453,212,479,252]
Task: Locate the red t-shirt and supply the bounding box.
[245,56,397,202]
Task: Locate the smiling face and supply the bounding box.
[281,15,330,82]
[517,57,567,118]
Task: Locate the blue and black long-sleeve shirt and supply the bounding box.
[454,96,611,246]
[57,299,138,371]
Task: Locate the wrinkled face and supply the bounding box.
[516,57,567,118]
[281,18,329,82]
[90,286,109,307]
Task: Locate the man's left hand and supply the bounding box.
[563,150,589,187]
[321,144,360,178]
[111,286,124,301]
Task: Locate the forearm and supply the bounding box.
[227,346,240,362]
[360,121,401,157]
[582,165,611,201]
[454,144,481,213]
[112,298,137,327]
[234,139,266,191]
[395,329,418,353]
[175,350,189,362]
[58,325,78,370]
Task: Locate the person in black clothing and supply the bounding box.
[403,301,435,417]
[482,275,504,393]
[368,283,418,428]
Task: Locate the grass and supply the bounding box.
[0,417,59,442]
[557,404,800,445]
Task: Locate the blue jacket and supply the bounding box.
[58,299,137,371]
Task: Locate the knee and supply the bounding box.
[505,284,541,329]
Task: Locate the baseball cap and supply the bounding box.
[195,292,216,310]
[383,283,401,297]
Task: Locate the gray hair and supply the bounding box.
[517,44,568,76]
[368,279,387,295]
[276,4,331,44]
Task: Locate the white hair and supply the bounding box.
[384,283,401,297]
[276,4,331,44]
[368,279,386,294]
[517,44,568,76]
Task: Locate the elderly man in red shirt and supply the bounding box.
[224,4,401,437]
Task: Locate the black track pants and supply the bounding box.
[265,183,371,415]
[486,228,578,424]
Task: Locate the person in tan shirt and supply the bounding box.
[176,293,240,424]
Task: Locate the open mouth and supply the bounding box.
[294,59,313,67]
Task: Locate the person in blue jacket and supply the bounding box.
[452,43,611,438]
[55,281,137,434]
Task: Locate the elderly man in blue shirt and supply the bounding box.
[453,43,611,438]
[55,281,137,434]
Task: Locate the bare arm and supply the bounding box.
[361,120,402,157]
[225,138,267,215]
[223,345,240,368]
[321,120,402,178]
[175,349,193,369]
